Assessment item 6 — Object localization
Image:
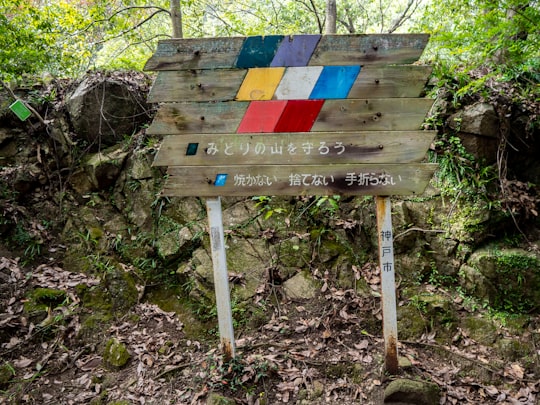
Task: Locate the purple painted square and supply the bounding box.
[270,35,321,67]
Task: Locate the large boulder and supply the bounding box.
[66,72,151,150]
[448,102,500,162]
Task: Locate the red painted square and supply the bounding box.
[237,100,288,133]
[274,100,324,132]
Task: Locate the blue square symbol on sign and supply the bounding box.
[214,174,228,186]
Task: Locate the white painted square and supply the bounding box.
[273,66,323,100]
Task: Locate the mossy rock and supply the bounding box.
[399,290,457,342]
[397,305,429,340]
[76,284,113,313]
[497,338,532,362]
[24,288,67,323]
[384,378,440,405]
[103,338,131,369]
[79,312,113,341]
[272,235,311,269]
[462,247,540,313]
[26,288,66,307]
[103,263,138,314]
[461,315,498,345]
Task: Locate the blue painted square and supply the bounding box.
[214,173,228,187]
[236,35,284,68]
[309,65,361,99]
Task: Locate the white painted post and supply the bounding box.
[375,196,399,374]
[206,197,236,361]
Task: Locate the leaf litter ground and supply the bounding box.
[0,253,539,404]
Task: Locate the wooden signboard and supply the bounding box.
[145,33,437,371]
[146,34,436,198]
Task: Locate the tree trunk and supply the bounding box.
[170,0,183,38]
[325,0,337,34]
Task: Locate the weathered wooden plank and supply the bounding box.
[144,34,429,71]
[270,34,321,67]
[144,37,246,71]
[152,131,436,167]
[237,100,287,133]
[146,102,248,135]
[147,69,247,103]
[161,163,438,197]
[312,98,434,132]
[146,98,434,135]
[308,34,430,66]
[147,65,432,103]
[349,65,432,98]
[236,67,286,101]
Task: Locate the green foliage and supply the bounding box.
[431,134,497,203]
[490,251,540,313]
[417,0,540,102]
[253,196,287,220]
[0,0,94,80]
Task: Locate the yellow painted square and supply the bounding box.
[236,67,285,101]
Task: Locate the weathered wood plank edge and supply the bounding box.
[145,98,435,135]
[147,65,434,103]
[144,34,430,71]
[161,163,439,197]
[152,130,436,166]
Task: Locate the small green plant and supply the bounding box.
[252,196,286,220]
[126,179,142,192]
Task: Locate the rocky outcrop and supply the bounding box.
[448,102,500,162]
[66,72,151,151]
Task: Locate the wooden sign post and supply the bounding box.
[144,34,437,370]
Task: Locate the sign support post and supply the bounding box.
[206,197,236,361]
[376,196,399,374]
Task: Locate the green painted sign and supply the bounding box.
[9,100,32,121]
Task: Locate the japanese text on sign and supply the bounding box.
[219,172,403,188]
[205,141,346,157]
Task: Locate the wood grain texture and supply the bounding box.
[162,163,438,197]
[308,34,430,66]
[312,98,434,132]
[147,65,432,103]
[146,102,247,135]
[147,98,434,135]
[144,34,429,71]
[152,131,436,166]
[144,37,246,71]
[349,65,432,98]
[147,69,247,103]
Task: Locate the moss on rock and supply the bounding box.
[103,338,131,369]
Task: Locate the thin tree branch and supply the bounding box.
[93,10,168,45]
[387,0,419,33]
[75,6,170,35]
